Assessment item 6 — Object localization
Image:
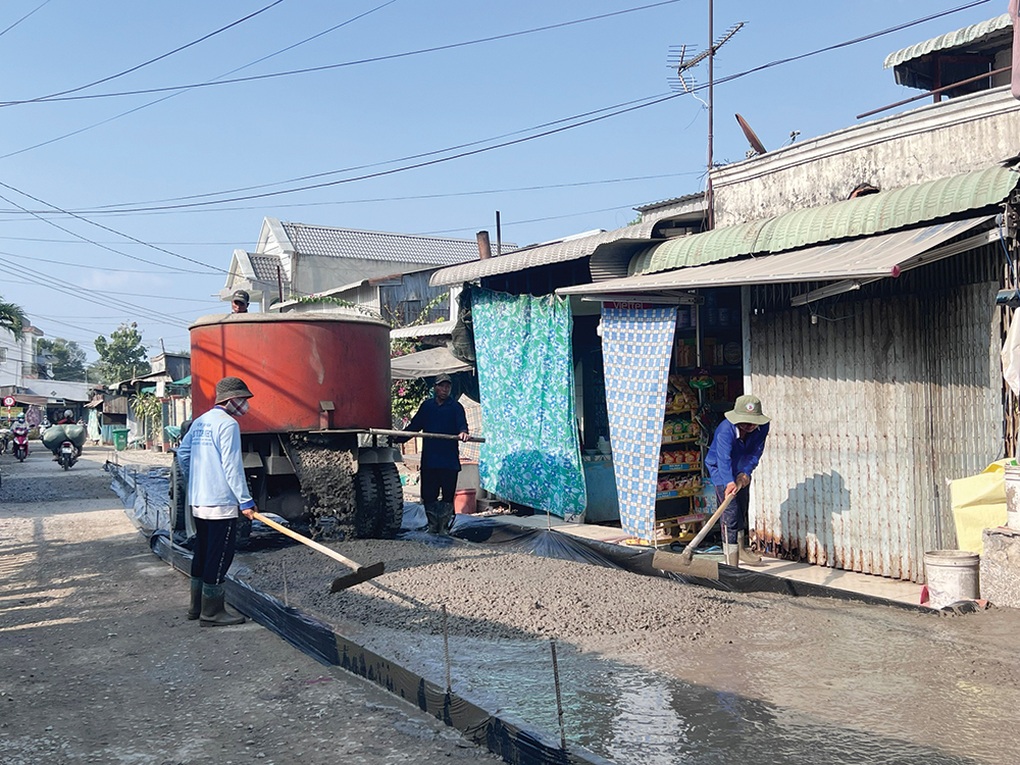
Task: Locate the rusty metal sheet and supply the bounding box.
[750,260,1001,582]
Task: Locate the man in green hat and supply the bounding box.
[704,394,771,567]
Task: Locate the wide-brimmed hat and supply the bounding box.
[231,289,250,305]
[214,376,254,404]
[725,394,770,425]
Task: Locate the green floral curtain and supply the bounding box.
[471,287,586,518]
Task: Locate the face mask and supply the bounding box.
[222,398,249,417]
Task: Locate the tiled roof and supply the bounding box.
[281,223,505,267]
[250,254,287,283]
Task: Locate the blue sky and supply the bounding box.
[0,0,1004,365]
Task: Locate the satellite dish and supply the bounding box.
[735,113,767,155]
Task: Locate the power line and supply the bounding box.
[0,1,686,107]
[0,0,400,161]
[11,0,288,105]
[0,0,52,39]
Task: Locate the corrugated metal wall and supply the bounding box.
[749,247,1002,582]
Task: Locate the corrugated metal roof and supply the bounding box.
[559,217,993,295]
[630,166,1018,276]
[390,323,454,340]
[429,220,660,287]
[884,13,1011,69]
[281,223,502,267]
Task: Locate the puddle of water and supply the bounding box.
[346,625,1001,765]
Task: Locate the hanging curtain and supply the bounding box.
[601,305,677,541]
[471,287,586,519]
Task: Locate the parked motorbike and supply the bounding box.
[12,429,29,462]
[0,427,10,454]
[57,440,78,471]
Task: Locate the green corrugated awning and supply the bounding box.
[883,14,1011,69]
[140,385,157,394]
[631,165,1020,276]
[172,375,191,385]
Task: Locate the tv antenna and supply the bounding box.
[666,2,743,230]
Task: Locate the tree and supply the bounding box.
[0,296,26,339]
[36,337,88,380]
[93,322,150,385]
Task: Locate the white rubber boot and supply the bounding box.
[737,531,763,566]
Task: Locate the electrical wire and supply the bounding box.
[0,0,52,39]
[0,0,400,162]
[10,0,288,106]
[0,1,686,107]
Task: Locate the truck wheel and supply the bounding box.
[353,466,379,538]
[169,458,187,533]
[374,463,404,539]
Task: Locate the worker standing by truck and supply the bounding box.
[704,395,771,568]
[399,374,470,535]
[176,376,257,626]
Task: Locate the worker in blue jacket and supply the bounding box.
[176,376,257,626]
[400,374,470,535]
[705,394,770,567]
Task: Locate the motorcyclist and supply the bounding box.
[11,415,30,459]
[57,409,75,425]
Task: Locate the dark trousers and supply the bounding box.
[715,484,750,545]
[190,517,238,585]
[420,468,458,505]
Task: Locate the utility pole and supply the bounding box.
[671,2,742,233]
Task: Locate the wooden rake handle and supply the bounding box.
[250,511,362,571]
[680,491,736,561]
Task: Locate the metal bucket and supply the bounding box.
[1005,465,1020,530]
[924,550,980,609]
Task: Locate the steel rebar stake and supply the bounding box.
[550,638,566,751]
[441,604,452,694]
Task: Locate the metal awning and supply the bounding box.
[390,346,473,379]
[630,166,1019,276]
[558,217,996,305]
[884,13,1011,69]
[429,220,660,287]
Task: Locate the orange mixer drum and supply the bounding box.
[189,312,392,433]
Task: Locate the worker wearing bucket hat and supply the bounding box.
[175,376,257,626]
[704,395,771,567]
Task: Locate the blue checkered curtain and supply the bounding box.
[471,287,586,518]
[602,305,677,541]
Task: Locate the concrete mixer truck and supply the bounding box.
[170,311,404,543]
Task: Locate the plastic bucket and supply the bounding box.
[112,428,129,452]
[454,489,477,514]
[924,550,980,609]
[1005,465,1020,530]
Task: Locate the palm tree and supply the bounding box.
[0,297,27,338]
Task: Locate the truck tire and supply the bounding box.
[169,457,187,533]
[353,466,379,538]
[373,462,404,539]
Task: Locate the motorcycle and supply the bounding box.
[57,440,78,471]
[0,427,9,454]
[12,429,29,462]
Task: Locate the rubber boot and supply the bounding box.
[424,503,441,534]
[723,542,740,568]
[737,531,763,566]
[187,576,203,620]
[199,583,245,627]
[437,502,455,537]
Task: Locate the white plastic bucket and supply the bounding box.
[924,550,980,609]
[1005,465,1020,530]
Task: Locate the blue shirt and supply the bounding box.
[705,420,770,486]
[405,396,469,471]
[176,406,255,512]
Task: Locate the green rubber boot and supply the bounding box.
[187,576,203,620]
[424,503,441,534]
[438,502,455,536]
[199,583,245,627]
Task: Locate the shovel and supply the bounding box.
[651,491,735,580]
[250,511,385,592]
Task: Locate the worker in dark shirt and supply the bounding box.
[402,374,470,534]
